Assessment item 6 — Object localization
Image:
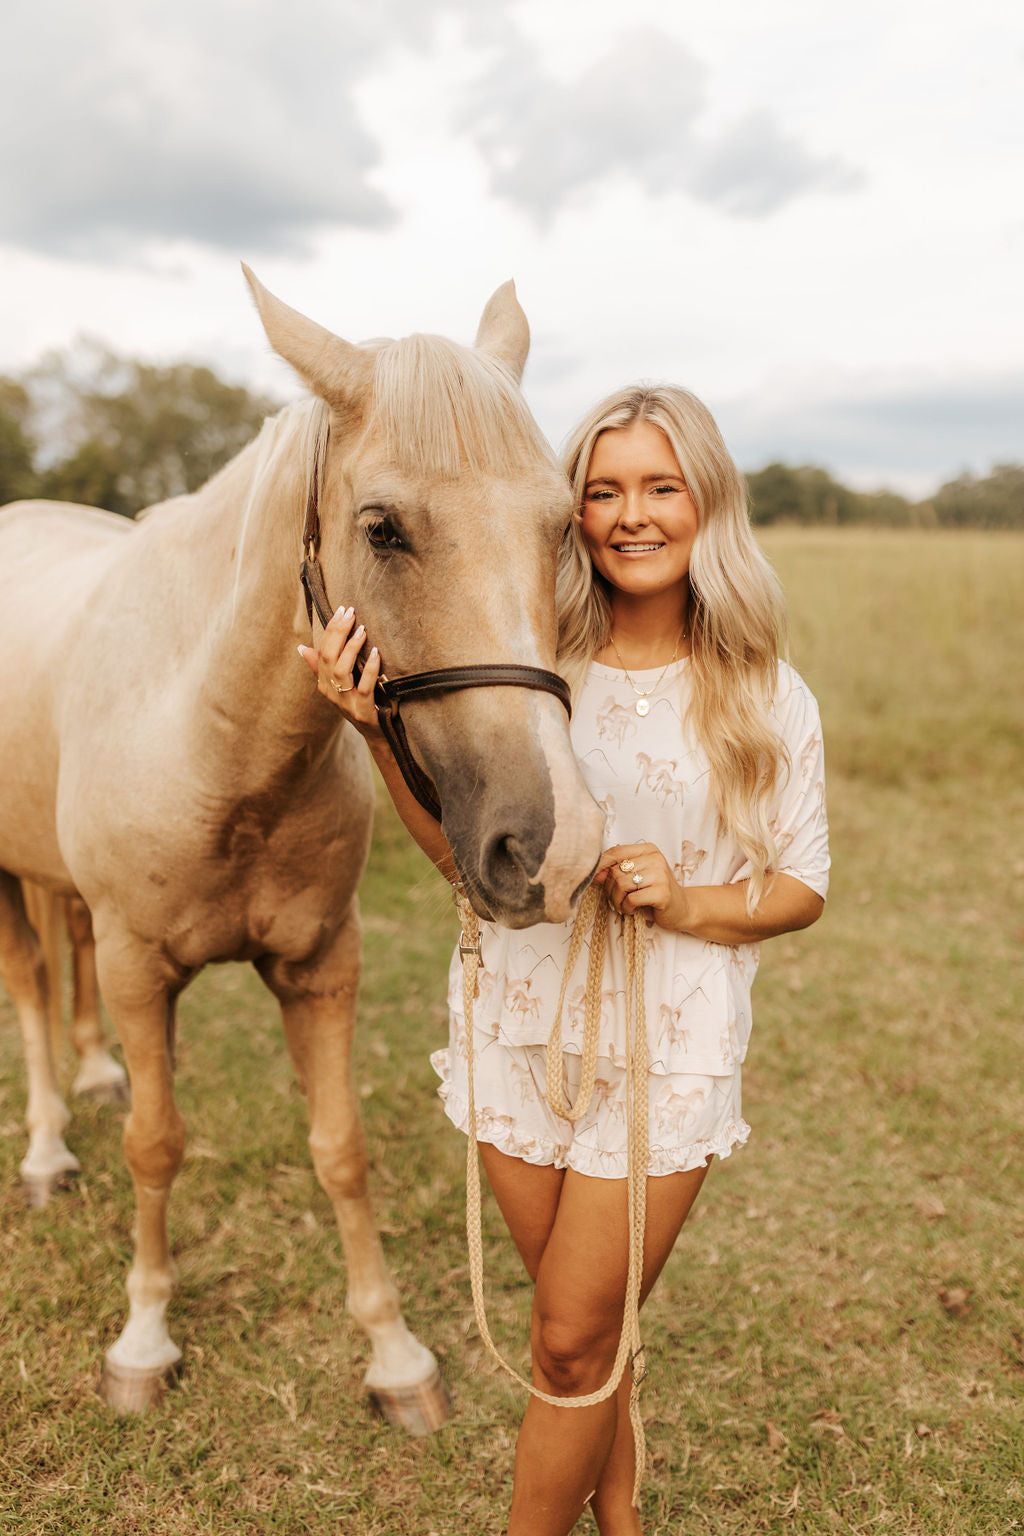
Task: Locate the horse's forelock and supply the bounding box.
[371,335,556,482]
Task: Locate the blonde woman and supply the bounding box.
[302,384,830,1536]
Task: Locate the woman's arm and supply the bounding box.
[596,843,824,944]
[299,608,458,883]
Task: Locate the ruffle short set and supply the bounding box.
[432,659,830,1179]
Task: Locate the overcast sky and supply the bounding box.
[1,0,1020,494]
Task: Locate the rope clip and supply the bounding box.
[631,1346,648,1387]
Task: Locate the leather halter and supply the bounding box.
[299,436,572,823]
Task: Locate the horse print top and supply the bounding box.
[446,658,830,1079]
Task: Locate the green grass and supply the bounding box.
[1,528,1022,1534]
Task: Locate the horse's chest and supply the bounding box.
[164,875,348,971]
[188,796,370,964]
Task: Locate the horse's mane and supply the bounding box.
[372,334,557,480]
[230,397,328,622]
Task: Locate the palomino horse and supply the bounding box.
[0,270,605,1427]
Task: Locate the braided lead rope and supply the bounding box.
[456,888,650,1506]
[622,902,650,1490]
[544,885,608,1122]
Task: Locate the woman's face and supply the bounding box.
[580,420,698,602]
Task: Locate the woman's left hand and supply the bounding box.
[595,843,688,931]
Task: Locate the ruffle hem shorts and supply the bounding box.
[431,1024,750,1181]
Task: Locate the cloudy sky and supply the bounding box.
[1,0,1020,494]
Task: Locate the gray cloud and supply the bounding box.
[463,29,861,221]
[687,109,862,217]
[719,378,1024,492]
[0,0,483,259]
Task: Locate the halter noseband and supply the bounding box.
[300,440,572,823]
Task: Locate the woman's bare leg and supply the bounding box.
[587,1374,641,1535]
[478,1144,564,1280]
[479,1146,710,1536]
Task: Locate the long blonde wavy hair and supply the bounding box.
[557,385,788,910]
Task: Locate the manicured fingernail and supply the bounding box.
[369,646,378,660]
[297,645,307,657]
[332,604,353,621]
[353,624,365,640]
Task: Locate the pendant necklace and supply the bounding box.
[609,628,686,716]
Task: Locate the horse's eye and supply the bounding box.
[365,518,405,552]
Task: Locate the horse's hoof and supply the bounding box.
[367,1364,453,1436]
[77,1077,130,1108]
[98,1357,181,1413]
[22,1167,79,1209]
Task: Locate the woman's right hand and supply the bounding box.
[297,606,384,741]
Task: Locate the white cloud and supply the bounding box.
[461,29,860,222]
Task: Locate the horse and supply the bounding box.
[0,268,605,1427]
[19,881,127,1130]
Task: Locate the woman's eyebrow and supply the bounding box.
[584,470,686,488]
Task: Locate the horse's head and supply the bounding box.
[243,267,604,927]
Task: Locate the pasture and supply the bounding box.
[1,528,1022,1535]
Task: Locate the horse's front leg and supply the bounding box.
[64,897,129,1104]
[258,906,451,1436]
[0,871,79,1205]
[93,938,186,1410]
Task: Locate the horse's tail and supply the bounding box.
[21,880,64,1069]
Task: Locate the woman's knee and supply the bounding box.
[532,1307,621,1396]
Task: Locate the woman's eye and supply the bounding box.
[364,518,405,552]
[586,489,615,502]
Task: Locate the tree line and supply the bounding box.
[744,460,1024,531]
[1,344,1020,528]
[0,343,277,518]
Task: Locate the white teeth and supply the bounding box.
[614,543,662,552]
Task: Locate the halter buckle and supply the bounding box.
[458,932,481,964]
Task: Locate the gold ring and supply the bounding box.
[330,679,354,694]
[618,858,636,874]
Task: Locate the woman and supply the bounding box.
[300,384,829,1536]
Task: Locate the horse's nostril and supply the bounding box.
[480,832,541,917]
[484,833,525,887]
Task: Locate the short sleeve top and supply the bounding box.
[447,657,829,1077]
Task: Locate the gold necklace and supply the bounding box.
[608,629,686,716]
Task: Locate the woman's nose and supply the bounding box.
[618,492,650,529]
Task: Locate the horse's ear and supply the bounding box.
[241,264,373,403]
[474,280,530,384]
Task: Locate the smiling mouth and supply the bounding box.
[612,542,664,553]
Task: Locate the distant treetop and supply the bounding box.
[0,341,279,515]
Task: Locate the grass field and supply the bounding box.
[1,529,1022,1535]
